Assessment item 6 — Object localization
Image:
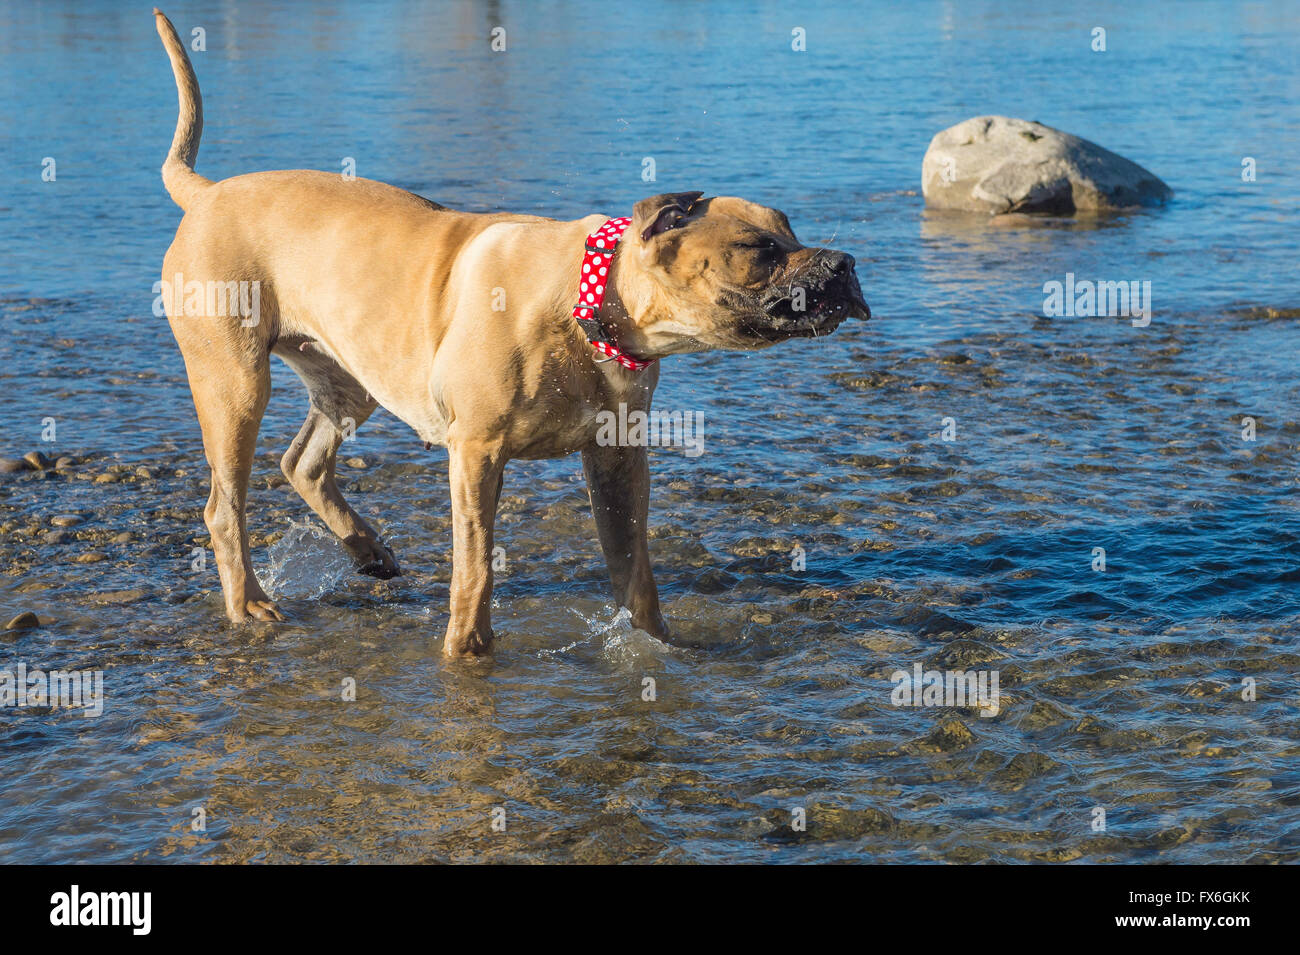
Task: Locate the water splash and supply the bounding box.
[260,519,353,599]
[538,604,675,667]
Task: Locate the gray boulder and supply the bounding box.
[922,116,1173,215]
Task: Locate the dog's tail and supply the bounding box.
[154,8,212,211]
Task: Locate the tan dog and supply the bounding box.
[153,10,869,656]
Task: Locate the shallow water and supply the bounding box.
[1,1,1299,863]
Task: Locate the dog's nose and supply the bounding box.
[821,251,855,276]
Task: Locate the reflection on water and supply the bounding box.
[1,0,1299,863]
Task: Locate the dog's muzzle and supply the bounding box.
[753,251,870,340]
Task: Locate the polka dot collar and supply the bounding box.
[570,217,655,371]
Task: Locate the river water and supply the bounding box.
[1,0,1298,862]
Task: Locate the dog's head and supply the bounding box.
[614,191,869,356]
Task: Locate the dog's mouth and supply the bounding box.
[744,271,870,342]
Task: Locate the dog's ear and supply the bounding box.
[632,191,705,242]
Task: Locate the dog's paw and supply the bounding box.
[244,599,285,622]
[443,630,494,658]
[357,558,400,580]
[346,535,401,580]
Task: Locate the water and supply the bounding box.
[1,0,1299,863]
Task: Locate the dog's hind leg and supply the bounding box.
[180,341,283,623]
[276,347,401,580]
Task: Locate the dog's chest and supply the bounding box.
[506,397,606,460]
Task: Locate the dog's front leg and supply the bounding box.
[444,441,505,658]
[582,442,668,638]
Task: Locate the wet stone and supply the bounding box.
[1021,700,1073,729]
[690,569,737,594]
[996,752,1064,783]
[926,638,1004,669]
[90,589,149,605]
[812,805,896,838]
[919,719,977,752]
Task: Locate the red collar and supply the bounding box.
[571,216,655,371]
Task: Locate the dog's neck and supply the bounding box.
[591,274,651,361]
[603,256,714,362]
[562,216,704,372]
[565,220,659,369]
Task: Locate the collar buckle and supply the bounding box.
[572,309,605,340]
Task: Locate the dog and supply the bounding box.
[152,9,869,656]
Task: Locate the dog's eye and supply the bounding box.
[740,237,780,252]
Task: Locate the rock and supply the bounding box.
[91,589,148,605]
[691,568,738,594]
[344,457,368,469]
[920,718,976,752]
[50,514,82,527]
[927,638,1004,668]
[5,612,40,631]
[0,457,33,473]
[54,456,76,470]
[23,450,53,470]
[922,115,1173,215]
